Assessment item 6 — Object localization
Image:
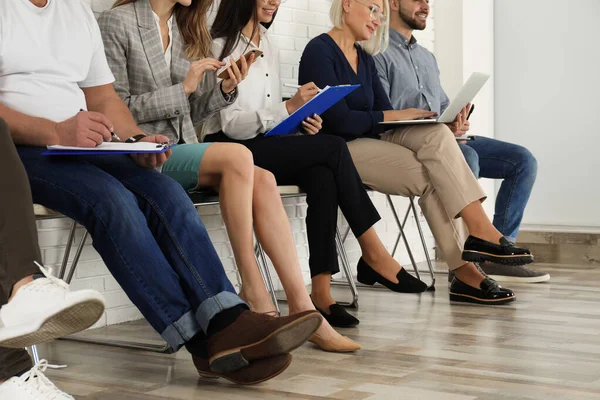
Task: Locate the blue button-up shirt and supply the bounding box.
[374,29,450,114]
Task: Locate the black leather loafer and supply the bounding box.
[356,258,427,293]
[462,236,533,265]
[449,276,516,305]
[313,302,359,328]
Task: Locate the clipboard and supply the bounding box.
[43,142,175,156]
[265,84,361,137]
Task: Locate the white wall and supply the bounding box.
[39,0,436,328]
[435,0,496,218]
[495,0,600,228]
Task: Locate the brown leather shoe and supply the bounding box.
[208,310,321,373]
[193,353,292,385]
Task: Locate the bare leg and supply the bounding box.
[310,273,337,311]
[196,143,274,313]
[460,201,503,244]
[251,168,346,340]
[357,227,404,283]
[454,262,486,287]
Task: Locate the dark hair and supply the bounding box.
[210,0,277,61]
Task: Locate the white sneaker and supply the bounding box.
[0,360,73,399]
[0,262,105,348]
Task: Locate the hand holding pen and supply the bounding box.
[53,110,116,148]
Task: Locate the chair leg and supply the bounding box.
[254,242,281,315]
[29,345,40,364]
[386,195,421,280]
[57,220,77,280]
[65,230,88,285]
[335,229,359,308]
[410,197,436,290]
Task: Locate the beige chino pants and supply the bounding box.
[346,124,486,270]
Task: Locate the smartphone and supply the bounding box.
[217,49,263,79]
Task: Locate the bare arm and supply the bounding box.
[0,103,60,146]
[82,84,144,141]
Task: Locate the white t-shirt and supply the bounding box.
[0,0,115,123]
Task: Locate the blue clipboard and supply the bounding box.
[265,84,361,137]
[43,143,175,156]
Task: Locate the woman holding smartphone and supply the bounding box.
[297,0,534,305]
[204,0,436,336]
[98,0,357,355]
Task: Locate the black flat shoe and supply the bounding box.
[356,258,427,293]
[462,236,534,265]
[449,276,516,305]
[312,301,359,328]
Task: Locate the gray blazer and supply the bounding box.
[97,0,235,143]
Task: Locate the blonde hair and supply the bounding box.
[112,0,213,59]
[329,0,389,55]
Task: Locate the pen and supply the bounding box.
[283,83,322,93]
[79,109,122,142]
[466,104,475,120]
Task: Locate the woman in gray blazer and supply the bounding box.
[98,0,356,355]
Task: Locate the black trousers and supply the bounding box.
[205,133,380,277]
[0,119,39,380]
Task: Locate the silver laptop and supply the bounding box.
[380,72,490,126]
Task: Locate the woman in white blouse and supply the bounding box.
[204,0,430,342]
[99,0,356,355]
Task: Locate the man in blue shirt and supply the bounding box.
[375,0,548,283]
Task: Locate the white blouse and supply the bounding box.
[152,10,173,68]
[202,26,289,140]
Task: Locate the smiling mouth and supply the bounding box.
[262,8,276,15]
[416,12,428,20]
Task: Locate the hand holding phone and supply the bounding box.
[217,49,263,80]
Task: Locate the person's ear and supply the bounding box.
[389,0,400,12]
[342,0,353,14]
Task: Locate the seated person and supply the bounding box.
[0,119,105,399]
[0,0,322,385]
[298,0,533,305]
[203,0,431,332]
[374,0,548,283]
[98,0,354,353]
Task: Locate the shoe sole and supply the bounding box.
[449,292,516,305]
[0,296,105,348]
[485,273,550,284]
[462,250,534,265]
[197,354,293,385]
[209,313,322,374]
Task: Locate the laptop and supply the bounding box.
[380,72,491,126]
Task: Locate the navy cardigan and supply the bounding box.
[298,34,393,141]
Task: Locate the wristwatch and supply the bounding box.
[220,82,237,102]
[125,134,147,143]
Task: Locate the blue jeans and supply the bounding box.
[459,137,538,241]
[17,147,245,352]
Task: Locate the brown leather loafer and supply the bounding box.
[208,310,321,374]
[193,353,292,385]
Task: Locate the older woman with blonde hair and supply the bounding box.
[299,0,534,305]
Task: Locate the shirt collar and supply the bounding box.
[152,10,173,28]
[240,25,267,49]
[389,29,418,48]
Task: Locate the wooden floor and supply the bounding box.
[36,263,600,399]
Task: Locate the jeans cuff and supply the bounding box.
[195,291,247,333]
[160,310,203,352]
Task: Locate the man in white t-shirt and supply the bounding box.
[0,1,321,396]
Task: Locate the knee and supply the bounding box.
[460,145,480,178]
[516,146,538,180]
[253,168,278,196]
[224,144,254,180]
